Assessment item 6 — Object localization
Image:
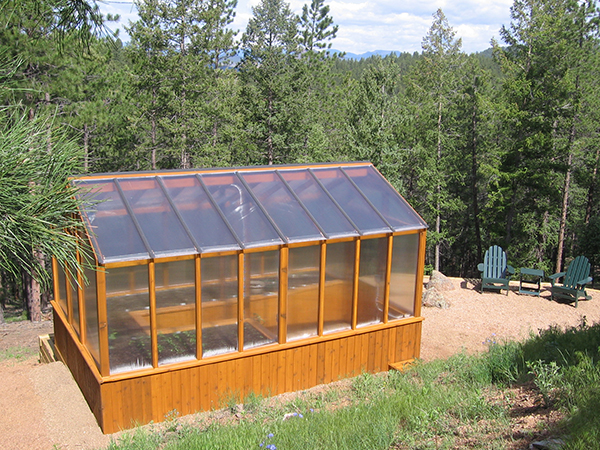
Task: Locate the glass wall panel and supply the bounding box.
[344,166,426,231]
[83,267,99,367]
[242,172,323,243]
[357,238,387,327]
[155,260,196,366]
[161,176,240,253]
[56,266,67,315]
[202,173,283,247]
[76,180,149,263]
[287,246,320,341]
[389,233,419,319]
[118,178,195,258]
[106,265,152,374]
[312,168,389,235]
[280,170,358,239]
[323,241,354,334]
[201,255,238,357]
[244,251,278,349]
[67,267,80,337]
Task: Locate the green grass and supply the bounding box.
[0,345,35,362]
[103,321,600,450]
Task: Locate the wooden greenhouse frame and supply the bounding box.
[51,162,427,433]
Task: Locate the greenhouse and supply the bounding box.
[51,162,428,433]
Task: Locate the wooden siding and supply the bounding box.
[54,305,421,434]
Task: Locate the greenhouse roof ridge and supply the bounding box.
[70,161,372,181]
[74,162,427,264]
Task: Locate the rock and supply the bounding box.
[530,438,565,450]
[422,287,450,309]
[426,270,455,291]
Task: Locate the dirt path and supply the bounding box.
[0,279,599,450]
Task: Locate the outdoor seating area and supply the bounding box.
[477,247,593,306]
[50,162,428,433]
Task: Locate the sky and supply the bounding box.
[98,0,514,55]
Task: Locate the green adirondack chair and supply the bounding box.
[477,245,515,295]
[549,256,593,308]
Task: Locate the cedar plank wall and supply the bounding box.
[101,320,421,434]
[52,310,105,430]
[55,308,421,434]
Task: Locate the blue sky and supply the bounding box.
[98,0,514,54]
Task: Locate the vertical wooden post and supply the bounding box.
[414,231,427,319]
[279,247,288,344]
[148,261,158,368]
[318,242,326,336]
[383,235,393,324]
[96,266,110,377]
[351,239,361,330]
[51,258,60,306]
[195,255,202,360]
[238,252,244,352]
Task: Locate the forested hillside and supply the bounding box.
[1,0,599,305]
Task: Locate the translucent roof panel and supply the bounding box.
[342,166,427,231]
[73,162,426,263]
[76,180,150,263]
[279,169,359,239]
[117,178,197,258]
[311,168,390,235]
[160,175,241,253]
[201,173,284,248]
[241,171,324,243]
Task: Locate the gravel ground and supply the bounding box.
[0,278,598,450]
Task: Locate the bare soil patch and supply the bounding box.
[0,279,598,449]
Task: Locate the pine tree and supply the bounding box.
[405,9,466,272]
[239,0,302,165]
[493,0,600,271]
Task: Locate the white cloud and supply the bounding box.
[98,0,514,54]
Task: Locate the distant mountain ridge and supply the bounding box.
[330,48,495,59]
[331,50,399,60]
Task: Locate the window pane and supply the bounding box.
[202,255,238,357]
[323,241,354,334]
[56,266,67,315]
[68,266,80,337]
[202,173,283,248]
[280,170,358,238]
[161,176,241,253]
[118,178,195,258]
[344,166,426,231]
[312,168,389,235]
[83,267,99,368]
[244,251,278,349]
[155,260,196,366]
[357,238,387,327]
[287,246,320,341]
[76,180,149,263]
[242,172,323,243]
[106,265,152,374]
[389,234,419,319]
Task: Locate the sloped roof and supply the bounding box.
[73,163,427,264]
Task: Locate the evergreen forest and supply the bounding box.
[1,0,600,319]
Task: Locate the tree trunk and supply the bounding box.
[151,87,157,170]
[434,100,442,272]
[470,90,482,262]
[556,151,572,273]
[267,89,274,165]
[585,147,599,225]
[83,123,89,172]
